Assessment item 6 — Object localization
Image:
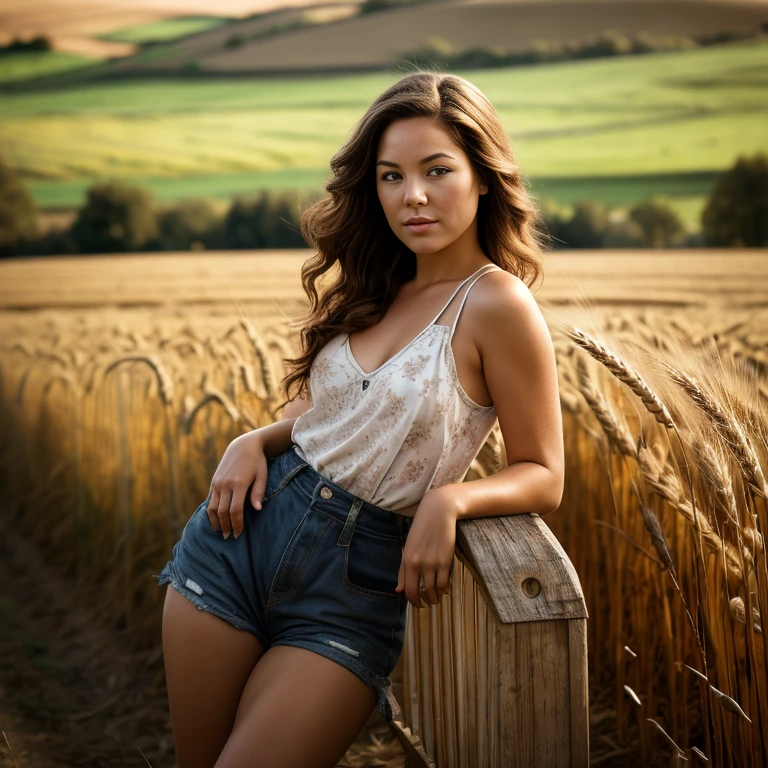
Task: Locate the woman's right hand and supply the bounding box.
[206,431,268,539]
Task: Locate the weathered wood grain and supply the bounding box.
[455,513,588,623]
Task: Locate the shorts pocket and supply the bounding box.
[343,527,402,599]
[262,454,307,503]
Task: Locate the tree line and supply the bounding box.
[1,153,766,257]
[401,25,768,71]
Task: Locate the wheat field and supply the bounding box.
[0,248,766,765]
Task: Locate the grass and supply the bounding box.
[1,38,766,222]
[0,51,100,84]
[101,16,232,45]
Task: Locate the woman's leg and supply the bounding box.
[162,586,267,768]
[214,645,377,768]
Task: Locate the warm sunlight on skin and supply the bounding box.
[375,117,489,264]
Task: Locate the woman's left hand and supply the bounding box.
[396,487,460,608]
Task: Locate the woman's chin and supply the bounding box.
[402,238,447,255]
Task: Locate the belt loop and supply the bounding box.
[336,497,363,547]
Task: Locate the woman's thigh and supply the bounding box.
[162,586,267,768]
[215,644,376,768]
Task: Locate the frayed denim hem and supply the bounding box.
[269,637,401,722]
[153,560,267,645]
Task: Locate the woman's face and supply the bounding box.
[375,116,488,255]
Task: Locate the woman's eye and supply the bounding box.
[380,167,451,181]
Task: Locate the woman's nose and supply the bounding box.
[403,180,428,207]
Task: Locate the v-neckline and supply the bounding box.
[344,264,495,377]
[345,323,446,377]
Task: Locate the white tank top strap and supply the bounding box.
[447,262,501,340]
[432,262,500,328]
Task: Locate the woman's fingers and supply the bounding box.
[436,563,452,601]
[206,487,221,532]
[421,568,439,606]
[217,488,233,538]
[404,562,422,609]
[228,485,246,539]
[249,455,269,511]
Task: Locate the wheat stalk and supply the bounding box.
[566,325,674,428]
[692,437,741,527]
[239,318,276,400]
[662,364,767,501]
[575,356,638,459]
[636,439,743,579]
[103,355,174,407]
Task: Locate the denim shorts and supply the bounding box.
[153,444,414,722]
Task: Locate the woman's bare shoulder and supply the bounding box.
[469,268,549,353]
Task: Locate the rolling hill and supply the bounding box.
[0,0,361,57]
[104,0,768,74]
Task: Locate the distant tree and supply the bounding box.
[223,190,313,249]
[535,198,568,250]
[701,153,768,247]
[628,196,686,248]
[0,35,52,56]
[558,199,609,248]
[70,181,158,254]
[0,157,39,257]
[601,217,645,248]
[153,198,222,251]
[360,0,439,14]
[579,30,632,59]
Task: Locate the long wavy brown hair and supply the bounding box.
[276,71,548,412]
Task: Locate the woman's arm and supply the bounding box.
[206,393,312,537]
[396,272,564,608]
[236,393,312,458]
[434,271,565,520]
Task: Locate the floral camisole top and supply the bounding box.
[291,263,502,511]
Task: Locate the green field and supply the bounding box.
[2,38,766,228]
[102,16,232,44]
[0,51,101,84]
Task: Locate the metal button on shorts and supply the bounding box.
[152,445,414,722]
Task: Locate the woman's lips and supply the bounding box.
[405,221,436,233]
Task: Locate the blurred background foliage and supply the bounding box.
[1,0,767,257]
[2,152,766,256]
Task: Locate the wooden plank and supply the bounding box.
[498,620,572,766]
[456,513,588,624]
[568,619,590,768]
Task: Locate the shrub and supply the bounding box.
[70,181,158,254]
[701,153,768,247]
[222,189,313,249]
[0,157,39,257]
[0,35,52,56]
[629,196,687,248]
[601,217,646,248]
[152,198,222,251]
[535,197,568,250]
[558,199,610,248]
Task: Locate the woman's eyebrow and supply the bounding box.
[376,152,456,168]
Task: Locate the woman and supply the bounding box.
[154,71,564,768]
